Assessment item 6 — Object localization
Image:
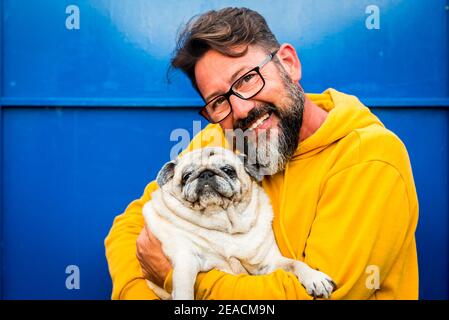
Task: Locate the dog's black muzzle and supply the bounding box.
[196,170,219,191]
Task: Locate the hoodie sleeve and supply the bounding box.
[165,160,416,300]
[104,180,160,300]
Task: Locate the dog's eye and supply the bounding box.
[221,166,236,178]
[181,172,192,185]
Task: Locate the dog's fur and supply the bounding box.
[143,147,335,300]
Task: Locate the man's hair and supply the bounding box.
[171,7,280,91]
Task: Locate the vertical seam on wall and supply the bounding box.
[0,0,4,300]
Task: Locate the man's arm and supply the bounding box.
[104,181,160,300]
[162,161,417,299]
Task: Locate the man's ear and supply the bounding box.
[277,43,302,83]
[156,160,177,187]
[238,154,264,182]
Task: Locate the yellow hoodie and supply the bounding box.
[105,88,419,300]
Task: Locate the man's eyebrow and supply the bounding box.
[230,65,249,85]
[204,65,250,103]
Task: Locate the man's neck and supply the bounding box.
[299,95,328,142]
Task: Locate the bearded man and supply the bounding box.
[105,7,419,300]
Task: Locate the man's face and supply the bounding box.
[195,45,304,176]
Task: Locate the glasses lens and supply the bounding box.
[232,71,264,98]
[204,96,231,122]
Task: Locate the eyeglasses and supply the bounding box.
[199,49,279,123]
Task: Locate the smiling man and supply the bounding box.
[105,7,419,299]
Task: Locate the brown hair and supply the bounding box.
[170,7,280,90]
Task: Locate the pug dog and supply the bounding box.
[142,147,336,300]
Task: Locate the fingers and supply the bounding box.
[136,224,173,287]
[144,224,162,246]
[136,230,148,263]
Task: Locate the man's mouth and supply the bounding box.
[247,111,273,131]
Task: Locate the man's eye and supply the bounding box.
[215,97,226,105]
[234,73,256,90]
[211,97,226,110]
[242,74,255,83]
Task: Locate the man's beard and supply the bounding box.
[225,69,305,177]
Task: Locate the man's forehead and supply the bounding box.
[194,46,267,100]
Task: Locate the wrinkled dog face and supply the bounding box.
[157,148,262,212]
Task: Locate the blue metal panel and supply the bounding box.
[0,0,3,300]
[372,108,449,299]
[2,106,448,299]
[2,107,205,299]
[1,0,448,106]
[0,0,448,300]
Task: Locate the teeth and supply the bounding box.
[248,113,270,131]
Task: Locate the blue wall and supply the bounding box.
[0,0,448,299]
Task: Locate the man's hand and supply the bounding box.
[136,225,172,287]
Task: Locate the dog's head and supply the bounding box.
[156,147,262,212]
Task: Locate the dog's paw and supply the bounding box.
[299,269,336,299]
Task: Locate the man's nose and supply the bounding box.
[229,95,255,121]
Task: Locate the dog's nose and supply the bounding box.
[199,170,214,180]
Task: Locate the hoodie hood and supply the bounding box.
[293,88,384,159]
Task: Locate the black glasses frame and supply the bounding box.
[199,49,279,123]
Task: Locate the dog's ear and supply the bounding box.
[156,159,177,187]
[238,154,264,182]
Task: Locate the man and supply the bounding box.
[105,7,419,299]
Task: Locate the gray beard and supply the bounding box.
[226,69,304,177]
